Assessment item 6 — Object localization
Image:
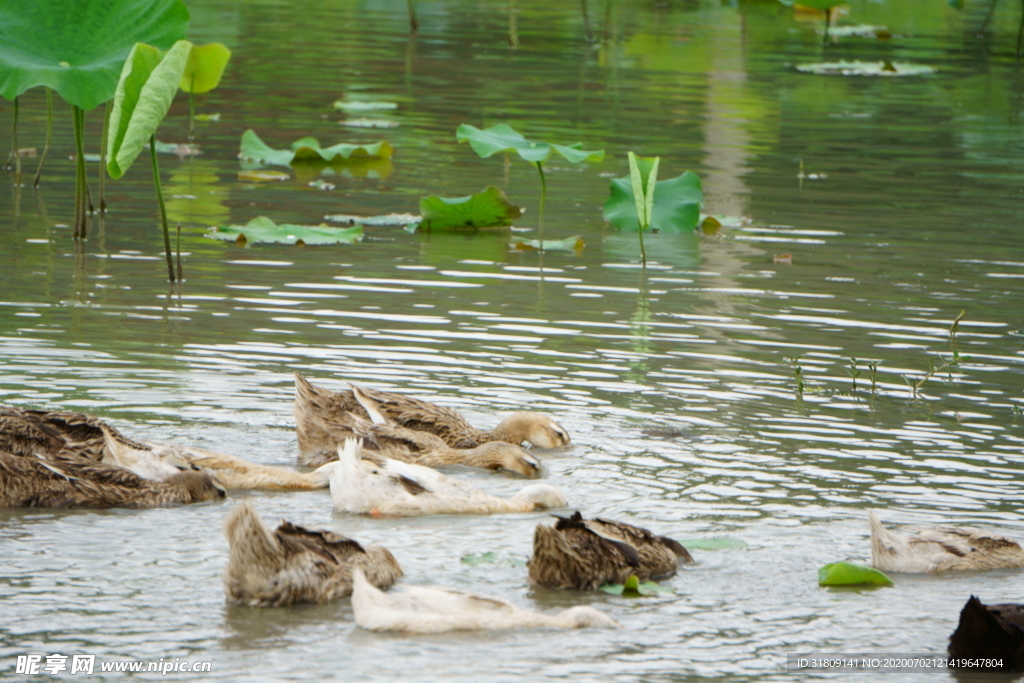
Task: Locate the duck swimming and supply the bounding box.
[528,511,693,590]
[329,438,565,517]
[869,510,1024,573]
[222,500,403,607]
[0,405,337,490]
[351,568,618,633]
[948,596,1024,671]
[293,373,571,466]
[0,448,226,509]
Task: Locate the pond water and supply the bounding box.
[2,0,1024,680]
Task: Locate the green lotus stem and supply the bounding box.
[98,99,109,211]
[581,0,594,42]
[535,161,547,252]
[637,217,647,267]
[823,8,831,44]
[407,0,418,33]
[72,105,89,240]
[508,0,519,49]
[1018,0,1024,56]
[603,0,614,42]
[11,96,20,186]
[188,90,195,142]
[176,222,183,282]
[33,88,52,188]
[150,135,176,283]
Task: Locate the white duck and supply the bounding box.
[869,510,1024,573]
[351,568,618,633]
[329,438,565,516]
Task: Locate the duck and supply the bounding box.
[222,500,402,607]
[293,372,571,466]
[0,448,226,509]
[527,511,693,590]
[0,405,338,490]
[948,595,1024,671]
[350,567,618,633]
[329,438,565,517]
[343,408,540,478]
[869,510,1024,572]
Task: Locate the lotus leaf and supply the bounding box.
[777,0,844,8]
[818,562,894,587]
[600,575,674,596]
[418,186,522,230]
[333,100,398,112]
[675,538,747,551]
[796,61,936,77]
[825,25,890,38]
[603,170,703,233]
[239,129,394,167]
[456,123,604,164]
[325,213,421,226]
[178,42,231,94]
[511,235,585,252]
[106,40,193,179]
[207,217,363,245]
[0,0,189,110]
[340,118,399,128]
[460,552,526,567]
[238,169,290,182]
[194,113,220,122]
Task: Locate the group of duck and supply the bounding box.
[0,373,1022,666]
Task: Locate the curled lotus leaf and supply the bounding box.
[818,562,894,587]
[456,123,604,165]
[239,129,393,168]
[418,186,523,230]
[207,216,363,245]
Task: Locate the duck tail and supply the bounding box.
[329,438,364,510]
[868,510,897,566]
[512,483,567,511]
[349,384,388,425]
[223,500,283,571]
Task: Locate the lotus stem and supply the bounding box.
[508,0,519,49]
[98,100,109,212]
[637,220,647,268]
[150,135,176,283]
[603,0,614,42]
[823,9,831,45]
[407,0,418,33]
[33,88,53,188]
[581,0,594,42]
[188,91,195,142]
[72,105,89,240]
[1017,0,1024,55]
[535,161,547,252]
[11,96,20,186]
[176,222,183,282]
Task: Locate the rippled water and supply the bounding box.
[2,0,1024,680]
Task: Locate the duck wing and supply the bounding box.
[345,411,448,458]
[349,385,486,448]
[554,512,641,567]
[592,516,693,561]
[915,526,1022,555]
[399,585,517,615]
[275,521,366,564]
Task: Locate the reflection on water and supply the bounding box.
[2,0,1024,680]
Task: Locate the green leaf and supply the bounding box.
[455,123,604,165]
[333,100,398,112]
[325,213,421,227]
[0,0,189,110]
[106,40,193,179]
[179,42,231,94]
[777,0,844,8]
[601,574,674,597]
[796,61,936,77]
[603,170,703,233]
[239,129,394,167]
[818,562,894,587]
[206,217,363,246]
[418,186,523,230]
[599,583,625,595]
[675,537,748,551]
[510,235,585,252]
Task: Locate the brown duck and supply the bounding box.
[293,373,571,466]
[527,511,693,590]
[0,448,226,509]
[0,405,337,490]
[948,596,1024,671]
[222,500,403,607]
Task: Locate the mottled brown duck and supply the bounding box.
[948,596,1024,671]
[527,511,693,590]
[0,448,226,509]
[870,511,1024,573]
[222,500,403,607]
[293,373,570,467]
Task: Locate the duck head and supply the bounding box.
[492,413,571,449]
[170,470,227,502]
[469,441,541,478]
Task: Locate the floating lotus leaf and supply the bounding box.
[796,61,936,77]
[818,562,894,587]
[777,0,845,9]
[340,118,399,128]
[600,575,674,596]
[603,171,703,233]
[675,537,748,551]
[418,186,522,230]
[239,129,394,167]
[511,235,585,252]
[237,169,290,182]
[194,113,220,122]
[825,25,891,38]
[325,213,420,226]
[460,552,526,567]
[333,100,398,112]
[106,40,193,179]
[456,123,604,165]
[0,0,189,110]
[179,42,231,94]
[206,216,363,245]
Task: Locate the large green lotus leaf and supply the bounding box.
[107,40,192,179]
[238,129,294,166]
[818,562,894,587]
[0,0,189,110]
[603,171,703,233]
[239,129,393,167]
[796,61,936,76]
[456,123,604,164]
[179,42,230,94]
[418,186,523,229]
[207,217,363,245]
